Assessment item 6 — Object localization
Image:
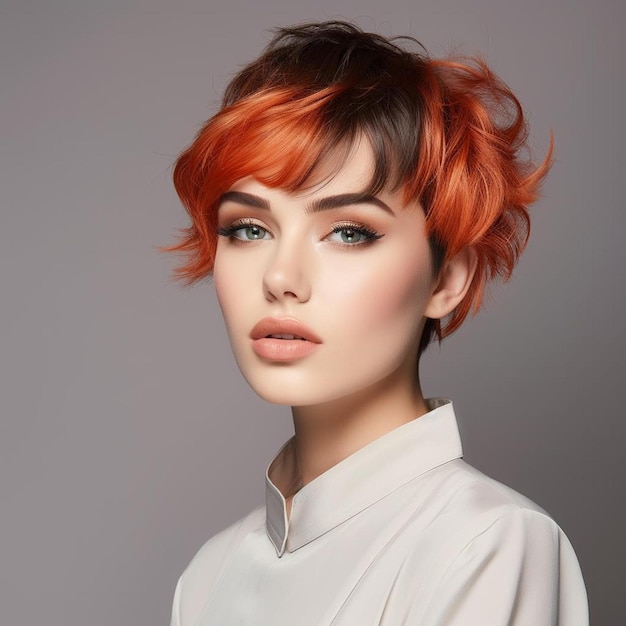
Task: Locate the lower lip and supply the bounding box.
[251,338,321,361]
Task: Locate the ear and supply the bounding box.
[424,247,478,320]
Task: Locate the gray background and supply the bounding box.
[0,0,622,624]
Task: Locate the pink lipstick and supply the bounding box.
[250,317,322,361]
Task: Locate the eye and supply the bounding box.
[217,219,272,241]
[325,223,383,246]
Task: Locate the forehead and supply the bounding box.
[227,138,395,203]
[219,144,426,226]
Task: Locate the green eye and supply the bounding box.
[326,224,383,246]
[338,228,365,243]
[237,225,268,240]
[217,221,271,241]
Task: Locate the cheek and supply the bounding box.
[212,248,249,333]
[212,254,229,313]
[320,245,433,332]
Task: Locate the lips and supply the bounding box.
[250,317,322,343]
[249,317,322,361]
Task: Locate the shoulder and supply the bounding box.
[183,504,265,580]
[171,504,265,626]
[438,458,551,519]
[430,459,582,568]
[403,460,589,624]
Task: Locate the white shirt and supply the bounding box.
[170,399,588,625]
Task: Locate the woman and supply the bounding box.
[164,21,588,625]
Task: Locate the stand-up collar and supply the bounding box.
[265,398,463,557]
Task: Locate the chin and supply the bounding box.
[240,367,382,408]
[246,380,328,407]
[238,369,325,406]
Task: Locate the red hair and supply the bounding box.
[161,22,553,350]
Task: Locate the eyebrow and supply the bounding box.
[217,190,393,215]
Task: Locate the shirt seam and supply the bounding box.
[415,506,558,620]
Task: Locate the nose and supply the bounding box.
[262,237,312,303]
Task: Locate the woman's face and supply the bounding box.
[213,140,438,406]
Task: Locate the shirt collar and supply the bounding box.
[265,398,463,557]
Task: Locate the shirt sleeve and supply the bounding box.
[408,508,588,626]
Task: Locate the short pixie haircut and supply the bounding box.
[163,21,552,354]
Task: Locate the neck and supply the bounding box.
[289,369,429,490]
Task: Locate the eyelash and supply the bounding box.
[217,219,383,247]
[217,219,267,239]
[328,222,383,246]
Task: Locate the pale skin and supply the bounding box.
[213,138,477,520]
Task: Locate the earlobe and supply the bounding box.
[424,247,478,320]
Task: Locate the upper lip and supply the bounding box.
[250,317,322,343]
